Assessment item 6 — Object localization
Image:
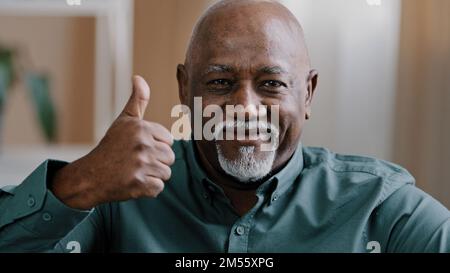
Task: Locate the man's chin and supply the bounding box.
[215,142,276,184]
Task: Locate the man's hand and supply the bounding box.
[51,76,175,210]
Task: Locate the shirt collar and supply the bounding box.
[267,142,304,200]
[183,140,304,201]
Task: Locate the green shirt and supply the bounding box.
[1,140,449,253]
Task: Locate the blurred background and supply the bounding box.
[0,0,449,207]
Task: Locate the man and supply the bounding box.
[0,0,449,253]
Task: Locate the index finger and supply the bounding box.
[147,122,174,146]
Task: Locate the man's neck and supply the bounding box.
[218,184,258,217]
[194,142,262,216]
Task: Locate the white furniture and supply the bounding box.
[0,145,93,187]
[0,0,135,142]
[0,0,134,186]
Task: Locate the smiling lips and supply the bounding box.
[214,120,277,142]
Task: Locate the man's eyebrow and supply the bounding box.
[203,64,235,76]
[202,64,287,76]
[258,66,287,74]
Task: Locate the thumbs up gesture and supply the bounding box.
[51,76,175,210]
[121,75,151,119]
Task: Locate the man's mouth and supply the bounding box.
[214,120,277,142]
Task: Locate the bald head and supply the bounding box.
[185,0,311,71]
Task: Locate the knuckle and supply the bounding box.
[167,134,174,145]
[136,157,147,169]
[162,166,172,181]
[134,142,149,152]
[155,163,170,181]
[154,180,165,195]
[148,121,161,130]
[132,153,145,168]
[130,173,144,187]
[157,143,175,165]
[147,122,161,135]
[133,128,149,142]
[147,179,164,197]
[131,121,148,138]
[134,119,146,130]
[168,150,176,165]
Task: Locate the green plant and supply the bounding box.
[0,46,56,143]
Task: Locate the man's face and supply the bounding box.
[178,8,317,184]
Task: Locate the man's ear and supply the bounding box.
[305,69,318,120]
[177,64,189,105]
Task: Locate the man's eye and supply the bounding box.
[262,80,286,88]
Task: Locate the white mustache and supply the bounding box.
[213,120,279,141]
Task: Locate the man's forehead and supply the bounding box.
[199,14,300,50]
[194,26,300,68]
[190,36,303,76]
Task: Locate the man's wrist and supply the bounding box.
[50,159,97,210]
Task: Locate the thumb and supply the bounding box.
[121,75,150,119]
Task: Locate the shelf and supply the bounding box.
[0,144,93,187]
[0,0,110,16]
[0,0,134,142]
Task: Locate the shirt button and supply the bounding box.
[272,193,279,202]
[203,192,209,199]
[27,196,36,207]
[235,225,245,236]
[42,212,52,222]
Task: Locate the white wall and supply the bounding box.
[281,0,402,161]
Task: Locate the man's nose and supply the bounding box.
[226,81,266,121]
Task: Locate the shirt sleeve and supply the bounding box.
[374,184,450,253]
[0,160,106,253]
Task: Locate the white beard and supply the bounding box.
[216,145,276,183]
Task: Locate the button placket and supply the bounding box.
[27,195,36,207]
[271,192,279,203]
[42,212,52,222]
[227,222,250,253]
[235,225,245,236]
